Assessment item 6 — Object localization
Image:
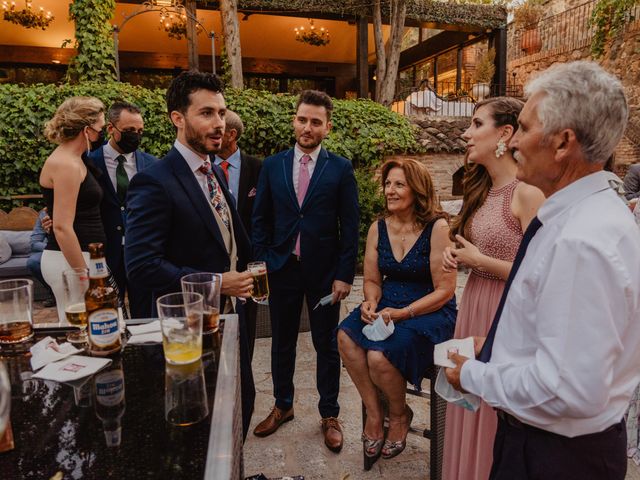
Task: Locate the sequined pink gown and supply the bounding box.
[442,180,523,480]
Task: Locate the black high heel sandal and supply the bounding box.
[381,404,414,460]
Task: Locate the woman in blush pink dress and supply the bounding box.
[441,97,545,480]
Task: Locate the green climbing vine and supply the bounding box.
[66,0,117,82]
[590,0,639,58]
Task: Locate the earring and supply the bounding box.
[495,139,507,158]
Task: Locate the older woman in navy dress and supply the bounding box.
[338,158,457,460]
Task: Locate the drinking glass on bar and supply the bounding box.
[180,273,221,334]
[247,261,269,303]
[63,268,89,344]
[0,279,34,344]
[157,292,203,365]
[0,362,9,436]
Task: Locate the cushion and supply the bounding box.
[0,256,29,277]
[0,234,10,264]
[0,230,31,256]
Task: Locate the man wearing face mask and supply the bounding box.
[89,101,157,318]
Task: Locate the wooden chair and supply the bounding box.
[362,365,446,480]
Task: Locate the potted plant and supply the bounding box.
[471,47,495,101]
[513,0,545,55]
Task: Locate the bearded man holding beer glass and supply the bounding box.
[252,90,359,453]
[124,71,255,440]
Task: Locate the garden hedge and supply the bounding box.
[0,81,418,205]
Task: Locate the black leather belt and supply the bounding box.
[496,410,623,436]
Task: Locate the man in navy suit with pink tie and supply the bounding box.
[252,90,359,452]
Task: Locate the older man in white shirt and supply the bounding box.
[446,61,640,479]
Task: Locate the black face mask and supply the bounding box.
[114,128,142,154]
[90,129,106,151]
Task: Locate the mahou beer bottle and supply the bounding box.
[86,243,122,356]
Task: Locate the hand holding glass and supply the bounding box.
[63,268,89,343]
[247,261,269,303]
[157,292,203,365]
[180,273,221,334]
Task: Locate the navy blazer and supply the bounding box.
[125,147,251,300]
[252,147,359,291]
[89,146,157,280]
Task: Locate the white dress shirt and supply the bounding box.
[174,140,211,202]
[103,142,136,192]
[461,171,640,437]
[292,144,320,197]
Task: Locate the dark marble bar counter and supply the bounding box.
[0,314,241,480]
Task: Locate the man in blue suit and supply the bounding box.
[89,101,157,318]
[252,90,359,452]
[125,71,255,439]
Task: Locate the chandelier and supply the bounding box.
[2,0,53,30]
[159,11,202,40]
[294,20,330,47]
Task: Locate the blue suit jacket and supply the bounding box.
[89,146,157,283]
[252,147,359,290]
[125,146,251,301]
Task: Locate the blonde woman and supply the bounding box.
[40,96,107,323]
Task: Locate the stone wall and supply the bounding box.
[508,5,640,168]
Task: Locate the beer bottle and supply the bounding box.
[94,358,125,447]
[86,243,122,356]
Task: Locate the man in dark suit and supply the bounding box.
[214,109,262,359]
[252,90,359,452]
[89,101,157,318]
[125,71,255,439]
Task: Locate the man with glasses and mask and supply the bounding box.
[89,101,157,318]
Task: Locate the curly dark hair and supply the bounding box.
[296,90,333,120]
[166,70,224,116]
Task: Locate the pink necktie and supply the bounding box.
[294,154,311,257]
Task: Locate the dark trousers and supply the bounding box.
[269,256,341,418]
[235,300,256,441]
[490,412,627,480]
[114,252,152,319]
[243,298,257,361]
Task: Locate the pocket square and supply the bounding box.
[248,187,257,198]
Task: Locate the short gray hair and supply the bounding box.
[524,61,628,165]
[225,110,244,140]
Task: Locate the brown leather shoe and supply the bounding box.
[253,406,294,437]
[321,417,343,453]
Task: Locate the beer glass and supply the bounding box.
[165,359,209,426]
[157,292,203,365]
[0,362,9,436]
[248,261,269,303]
[63,268,89,343]
[0,279,34,344]
[180,273,221,334]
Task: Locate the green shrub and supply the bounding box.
[0,82,418,210]
[355,168,385,265]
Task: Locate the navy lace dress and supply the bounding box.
[338,219,457,389]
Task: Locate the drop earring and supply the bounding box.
[495,139,507,158]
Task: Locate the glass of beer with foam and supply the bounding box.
[0,279,34,344]
[248,261,269,303]
[63,268,89,344]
